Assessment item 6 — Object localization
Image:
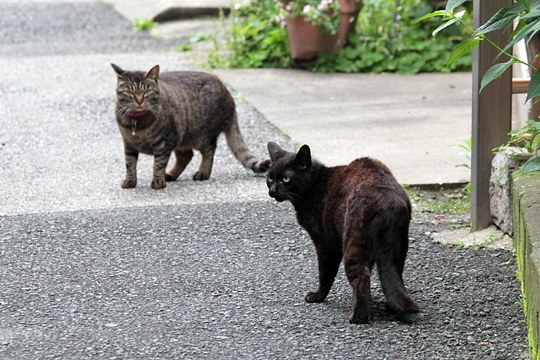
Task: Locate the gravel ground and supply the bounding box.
[0,204,528,359]
[0,0,529,359]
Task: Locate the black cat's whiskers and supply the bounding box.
[286,191,304,209]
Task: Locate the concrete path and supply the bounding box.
[214,69,472,185]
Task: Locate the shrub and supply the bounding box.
[207,0,472,73]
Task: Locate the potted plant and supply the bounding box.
[278,0,363,64]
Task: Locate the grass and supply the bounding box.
[454,240,465,250]
[405,185,470,214]
[132,18,156,31]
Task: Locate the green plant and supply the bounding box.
[132,18,156,31]
[405,185,471,214]
[209,0,471,73]
[277,0,344,35]
[175,43,193,52]
[417,0,540,101]
[455,137,472,170]
[419,1,540,174]
[209,0,290,68]
[454,137,472,193]
[454,240,465,249]
[315,0,472,73]
[495,120,540,173]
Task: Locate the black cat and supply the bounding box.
[266,142,419,324]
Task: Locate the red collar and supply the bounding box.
[125,111,148,118]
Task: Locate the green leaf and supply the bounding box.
[445,0,469,13]
[521,155,540,173]
[447,38,480,66]
[432,11,465,37]
[480,60,513,93]
[413,10,447,24]
[527,69,540,102]
[513,19,527,37]
[475,8,517,34]
[521,9,540,20]
[502,20,540,53]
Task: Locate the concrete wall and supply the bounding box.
[513,171,540,360]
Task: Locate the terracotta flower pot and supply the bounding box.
[286,0,362,63]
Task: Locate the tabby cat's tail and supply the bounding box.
[225,114,271,173]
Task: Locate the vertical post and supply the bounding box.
[471,0,513,231]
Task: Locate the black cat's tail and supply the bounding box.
[376,210,420,315]
[225,113,271,173]
[378,264,420,314]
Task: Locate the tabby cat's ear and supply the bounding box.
[145,65,160,81]
[111,63,125,77]
[294,145,311,170]
[267,142,287,162]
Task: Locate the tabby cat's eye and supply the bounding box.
[282,176,290,183]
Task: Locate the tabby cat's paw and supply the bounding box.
[192,171,210,181]
[121,179,137,188]
[151,178,166,189]
[304,291,326,303]
[257,159,272,172]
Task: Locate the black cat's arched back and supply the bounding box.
[266,142,419,324]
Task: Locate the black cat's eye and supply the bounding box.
[282,176,291,183]
[267,176,274,183]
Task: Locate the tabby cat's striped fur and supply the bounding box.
[112,64,270,189]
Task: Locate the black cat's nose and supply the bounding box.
[269,185,285,202]
[269,183,277,199]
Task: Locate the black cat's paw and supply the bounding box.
[165,173,178,182]
[151,178,166,189]
[348,311,369,325]
[385,296,420,314]
[304,291,326,303]
[192,171,210,181]
[121,179,137,189]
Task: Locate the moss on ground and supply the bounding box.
[404,185,470,215]
[512,170,540,360]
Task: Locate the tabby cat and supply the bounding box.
[266,142,419,324]
[112,64,270,189]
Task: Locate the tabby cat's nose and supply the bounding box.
[134,94,144,105]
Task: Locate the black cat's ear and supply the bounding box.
[294,145,311,170]
[111,63,125,77]
[145,65,160,81]
[267,142,287,162]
